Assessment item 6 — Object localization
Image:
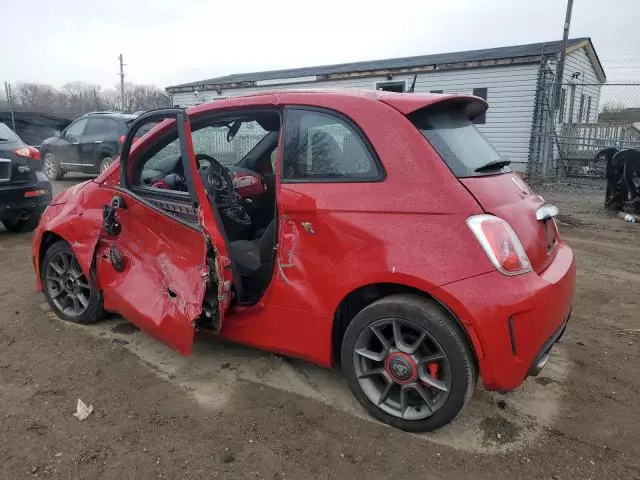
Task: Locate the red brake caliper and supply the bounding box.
[426,362,440,379]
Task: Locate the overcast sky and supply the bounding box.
[2,0,640,90]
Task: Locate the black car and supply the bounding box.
[0,122,52,232]
[40,111,137,180]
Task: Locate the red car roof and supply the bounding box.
[188,89,487,119]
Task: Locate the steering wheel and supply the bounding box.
[196,153,235,208]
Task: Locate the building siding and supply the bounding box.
[555,47,602,124]
[172,63,539,170]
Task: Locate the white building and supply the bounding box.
[167,38,605,172]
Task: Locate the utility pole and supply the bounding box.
[118,53,126,112]
[553,0,574,111]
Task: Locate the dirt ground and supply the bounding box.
[1,175,639,480]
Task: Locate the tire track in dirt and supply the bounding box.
[43,304,571,454]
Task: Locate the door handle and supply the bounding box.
[93,140,103,144]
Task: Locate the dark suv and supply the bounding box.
[40,111,137,180]
[0,122,51,232]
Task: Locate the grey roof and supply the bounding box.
[167,38,596,90]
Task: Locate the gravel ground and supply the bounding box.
[1,176,639,479]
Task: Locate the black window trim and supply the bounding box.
[281,105,386,184]
[121,108,200,207]
[115,184,201,231]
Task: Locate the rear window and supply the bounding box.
[0,123,19,143]
[409,109,507,177]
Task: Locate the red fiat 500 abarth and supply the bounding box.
[32,90,575,432]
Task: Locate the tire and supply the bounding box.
[41,240,104,324]
[43,152,64,180]
[99,156,114,173]
[341,294,476,432]
[2,214,40,233]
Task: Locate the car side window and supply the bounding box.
[84,118,107,138]
[105,118,121,139]
[135,135,182,188]
[64,118,88,140]
[282,109,381,182]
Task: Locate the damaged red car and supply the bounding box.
[32,90,575,432]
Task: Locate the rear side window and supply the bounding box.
[105,118,122,138]
[409,109,505,177]
[84,118,108,137]
[0,123,19,143]
[283,108,382,182]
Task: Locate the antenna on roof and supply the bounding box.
[405,74,417,93]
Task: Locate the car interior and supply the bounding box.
[130,111,281,305]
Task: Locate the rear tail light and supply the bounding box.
[467,215,532,275]
[119,135,141,144]
[14,146,40,160]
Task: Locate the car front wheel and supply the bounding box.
[43,152,64,180]
[341,294,476,432]
[41,240,103,324]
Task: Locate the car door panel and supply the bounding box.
[95,190,207,355]
[80,118,106,167]
[58,118,87,166]
[93,109,232,355]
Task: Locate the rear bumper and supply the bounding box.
[0,174,52,221]
[432,242,576,391]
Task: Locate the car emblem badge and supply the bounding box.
[390,358,411,380]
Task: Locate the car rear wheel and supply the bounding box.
[43,152,64,180]
[2,215,40,233]
[41,240,103,324]
[341,294,476,432]
[99,156,114,173]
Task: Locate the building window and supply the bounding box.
[557,88,567,123]
[578,94,586,123]
[585,96,592,123]
[283,108,382,182]
[472,88,488,124]
[375,81,406,93]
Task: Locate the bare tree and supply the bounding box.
[121,82,170,113]
[3,81,170,117]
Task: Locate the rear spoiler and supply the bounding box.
[378,93,488,122]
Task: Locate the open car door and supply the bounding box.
[95,109,234,355]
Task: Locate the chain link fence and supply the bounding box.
[528,61,640,180]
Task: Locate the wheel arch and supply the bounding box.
[331,282,481,372]
[39,231,67,271]
[98,148,115,160]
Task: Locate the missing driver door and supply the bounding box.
[95,109,233,355]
